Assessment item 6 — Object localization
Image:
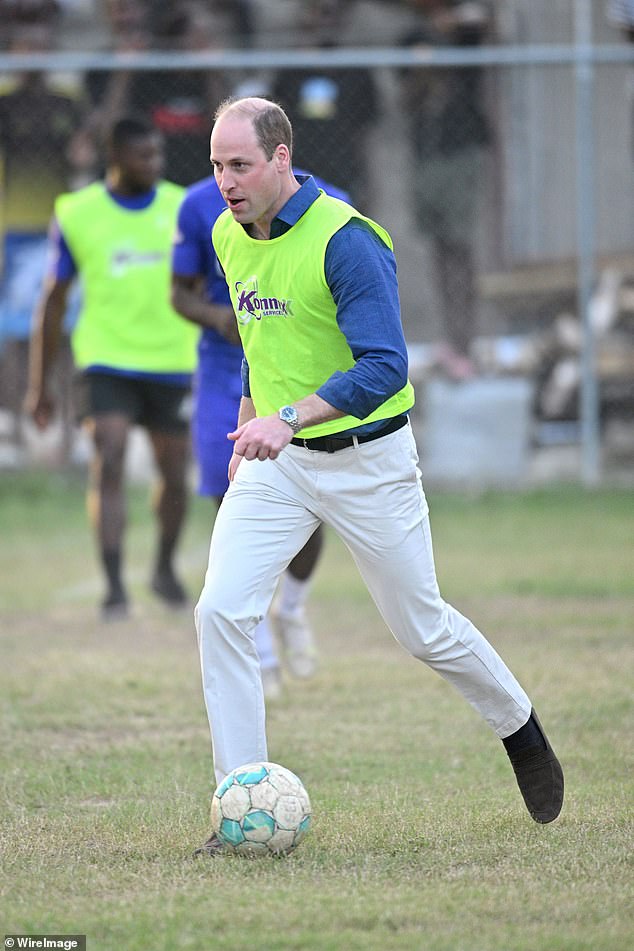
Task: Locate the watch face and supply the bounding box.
[280,406,299,431]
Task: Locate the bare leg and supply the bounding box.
[148,428,190,605]
[86,413,130,617]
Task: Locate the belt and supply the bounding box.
[290,415,408,453]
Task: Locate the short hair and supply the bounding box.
[107,116,157,155]
[214,97,293,160]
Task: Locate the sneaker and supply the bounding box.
[192,833,224,857]
[261,665,283,701]
[508,709,564,823]
[150,568,188,607]
[270,605,317,679]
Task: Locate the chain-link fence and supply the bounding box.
[1,2,633,486]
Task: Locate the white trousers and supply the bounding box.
[195,423,531,783]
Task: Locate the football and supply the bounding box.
[210,761,312,856]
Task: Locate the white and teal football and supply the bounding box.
[210,761,312,856]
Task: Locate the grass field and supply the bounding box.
[1,472,632,951]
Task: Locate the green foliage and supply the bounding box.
[1,474,632,950]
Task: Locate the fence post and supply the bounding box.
[574,0,601,485]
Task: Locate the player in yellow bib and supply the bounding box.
[192,98,564,856]
[27,118,198,620]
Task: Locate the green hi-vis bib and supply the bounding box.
[212,192,414,439]
[56,181,198,373]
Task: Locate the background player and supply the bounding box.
[171,167,349,695]
[26,117,198,620]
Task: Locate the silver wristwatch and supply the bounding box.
[278,405,301,435]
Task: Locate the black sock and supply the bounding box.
[155,538,176,576]
[102,549,126,600]
[502,711,547,756]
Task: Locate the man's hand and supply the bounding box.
[228,414,294,467]
[24,387,55,430]
[171,275,241,344]
[227,450,243,482]
[226,393,344,479]
[214,306,241,345]
[26,274,71,430]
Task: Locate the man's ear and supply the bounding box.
[273,143,291,171]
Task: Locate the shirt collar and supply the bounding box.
[269,174,320,238]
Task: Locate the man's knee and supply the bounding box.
[393,596,453,661]
[96,444,126,485]
[92,422,128,482]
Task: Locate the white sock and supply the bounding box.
[254,616,278,671]
[276,572,311,616]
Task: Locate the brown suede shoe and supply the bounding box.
[192,834,225,857]
[508,709,564,823]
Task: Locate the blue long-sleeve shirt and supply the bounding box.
[240,176,410,432]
